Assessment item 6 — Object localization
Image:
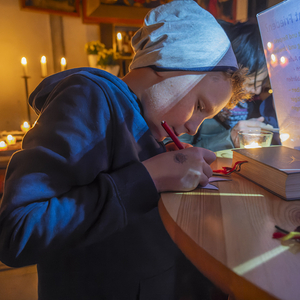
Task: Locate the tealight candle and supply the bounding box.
[0,141,7,151]
[6,134,16,145]
[238,130,273,149]
[244,142,262,149]
[21,121,30,133]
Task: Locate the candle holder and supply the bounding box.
[22,75,31,126]
[238,129,273,149]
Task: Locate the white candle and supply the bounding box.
[60,57,66,71]
[40,56,47,77]
[21,57,28,76]
[0,141,7,151]
[6,134,16,145]
[21,121,30,133]
[116,32,123,53]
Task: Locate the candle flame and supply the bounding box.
[0,141,7,149]
[21,121,30,133]
[117,32,122,41]
[6,134,16,145]
[21,57,27,66]
[244,142,262,149]
[61,57,66,66]
[41,56,47,63]
[23,121,30,128]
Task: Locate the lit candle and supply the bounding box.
[0,141,7,151]
[21,121,30,133]
[61,57,66,71]
[6,135,16,145]
[280,133,290,142]
[244,142,262,149]
[40,56,47,77]
[21,57,28,77]
[116,32,123,53]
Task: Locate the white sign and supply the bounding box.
[257,0,300,149]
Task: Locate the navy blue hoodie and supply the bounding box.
[0,68,182,299]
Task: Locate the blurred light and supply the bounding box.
[60,57,66,71]
[270,54,278,67]
[280,133,290,142]
[268,89,273,94]
[267,41,274,51]
[61,57,66,66]
[280,56,288,67]
[21,57,27,66]
[117,32,122,41]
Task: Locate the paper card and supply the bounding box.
[200,176,232,190]
[257,0,300,149]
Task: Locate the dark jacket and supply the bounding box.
[0,68,182,299]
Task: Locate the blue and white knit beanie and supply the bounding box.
[129,0,238,72]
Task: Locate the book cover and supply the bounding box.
[232,146,300,200]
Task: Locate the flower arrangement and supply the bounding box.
[84,41,105,55]
[97,48,119,67]
[85,41,119,67]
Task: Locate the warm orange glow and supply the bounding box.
[21,121,30,133]
[21,57,27,66]
[21,57,28,76]
[280,56,288,67]
[244,142,262,149]
[40,56,47,77]
[0,141,7,150]
[270,54,278,67]
[6,134,16,145]
[117,32,122,41]
[60,57,66,71]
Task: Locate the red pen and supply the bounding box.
[161,121,184,150]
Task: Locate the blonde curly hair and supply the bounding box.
[225,66,252,109]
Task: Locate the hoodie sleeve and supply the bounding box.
[0,74,159,267]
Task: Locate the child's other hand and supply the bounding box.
[142,147,216,193]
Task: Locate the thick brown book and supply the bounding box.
[232,146,300,200]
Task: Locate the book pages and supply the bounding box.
[257,0,300,149]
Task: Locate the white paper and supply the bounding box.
[257,0,300,149]
[200,176,232,190]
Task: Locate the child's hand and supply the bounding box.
[165,142,193,152]
[142,147,216,192]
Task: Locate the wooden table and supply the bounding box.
[158,153,300,300]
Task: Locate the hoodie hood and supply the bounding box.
[29,68,123,115]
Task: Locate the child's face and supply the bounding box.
[142,71,232,142]
[244,69,268,95]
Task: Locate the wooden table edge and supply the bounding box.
[158,198,279,300]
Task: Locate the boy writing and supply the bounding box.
[0,0,246,299]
